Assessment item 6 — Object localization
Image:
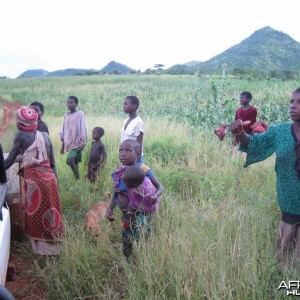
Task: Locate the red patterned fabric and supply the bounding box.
[251,121,268,134]
[214,124,228,141]
[22,161,64,241]
[16,106,38,132]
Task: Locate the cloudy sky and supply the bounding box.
[1,0,299,78]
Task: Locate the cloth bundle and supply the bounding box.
[214,120,268,141]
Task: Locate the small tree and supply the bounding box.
[154,64,164,70]
[154,64,164,74]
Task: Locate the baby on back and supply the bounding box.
[121,166,159,220]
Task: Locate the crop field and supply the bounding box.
[0,75,299,299]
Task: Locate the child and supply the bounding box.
[122,166,159,224]
[59,96,87,180]
[87,127,106,183]
[106,139,164,258]
[234,91,257,145]
[228,87,300,268]
[30,101,49,134]
[121,96,144,163]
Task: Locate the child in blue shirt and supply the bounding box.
[106,139,164,258]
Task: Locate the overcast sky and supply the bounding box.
[1,0,299,78]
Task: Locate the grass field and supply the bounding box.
[1,75,299,299]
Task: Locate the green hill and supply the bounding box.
[18,61,134,78]
[186,26,300,75]
[99,61,134,74]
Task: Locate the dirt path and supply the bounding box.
[0,100,22,138]
[5,243,47,300]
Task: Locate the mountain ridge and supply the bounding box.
[15,26,300,78]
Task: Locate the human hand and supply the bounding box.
[106,207,116,222]
[229,119,244,135]
[150,194,158,204]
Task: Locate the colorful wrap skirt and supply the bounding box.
[21,161,64,242]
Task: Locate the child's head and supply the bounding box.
[119,139,141,166]
[67,96,78,111]
[122,166,145,188]
[30,101,44,120]
[123,96,139,114]
[92,127,104,141]
[239,91,252,106]
[30,104,42,121]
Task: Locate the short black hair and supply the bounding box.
[93,127,105,136]
[120,139,141,155]
[68,96,78,105]
[122,166,145,187]
[240,91,252,100]
[293,87,300,94]
[126,96,140,109]
[30,101,44,113]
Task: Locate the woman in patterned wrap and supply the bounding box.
[5,106,64,255]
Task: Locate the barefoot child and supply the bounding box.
[234,91,257,145]
[106,139,164,258]
[229,87,300,268]
[87,127,106,183]
[59,96,87,180]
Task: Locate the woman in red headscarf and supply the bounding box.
[5,106,64,255]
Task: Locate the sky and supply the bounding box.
[1,0,299,78]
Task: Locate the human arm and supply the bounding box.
[96,144,107,168]
[102,144,107,163]
[49,142,56,169]
[136,132,144,153]
[250,106,257,126]
[229,119,250,148]
[59,117,65,154]
[78,111,88,150]
[149,176,164,203]
[105,193,117,221]
[4,133,23,170]
[230,119,278,167]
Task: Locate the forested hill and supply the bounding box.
[18,61,134,78]
[190,26,300,74]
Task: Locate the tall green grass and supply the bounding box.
[1,76,298,299]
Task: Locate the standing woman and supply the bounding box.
[228,87,300,268]
[121,96,144,163]
[5,107,64,255]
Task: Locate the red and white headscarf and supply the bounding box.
[16,106,38,132]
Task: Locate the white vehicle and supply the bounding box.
[0,144,10,286]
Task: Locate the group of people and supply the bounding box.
[4,95,164,258]
[218,88,300,268]
[4,87,300,267]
